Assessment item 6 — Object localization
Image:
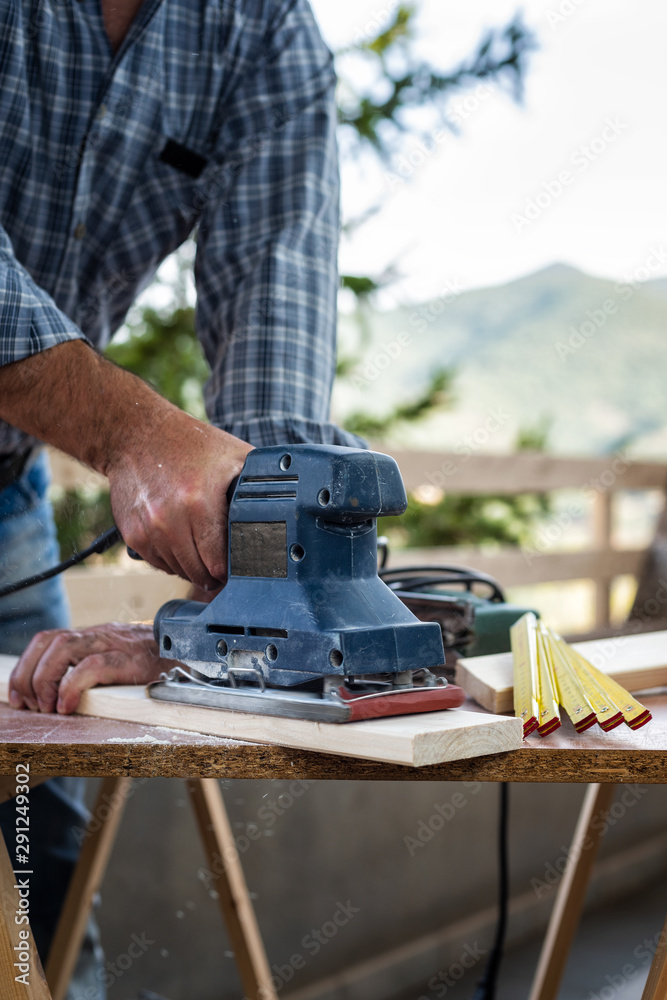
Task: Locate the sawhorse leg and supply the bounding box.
[46,776,132,1000]
[642,916,667,1000]
[186,778,277,1000]
[529,782,616,1000]
[44,777,277,1000]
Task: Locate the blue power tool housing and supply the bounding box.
[150,445,464,722]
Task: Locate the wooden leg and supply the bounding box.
[186,778,277,1000]
[45,776,132,1000]
[642,916,667,1000]
[528,782,617,1000]
[0,821,51,999]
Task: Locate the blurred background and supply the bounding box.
[49,3,667,998]
[55,0,667,637]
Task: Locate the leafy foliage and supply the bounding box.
[337,7,535,155]
[383,491,550,549]
[343,368,455,438]
[106,306,208,420]
[53,488,115,561]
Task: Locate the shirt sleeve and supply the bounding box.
[0,223,89,367]
[193,0,364,449]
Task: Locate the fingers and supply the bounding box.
[10,629,73,711]
[57,644,166,713]
[10,630,103,713]
[119,504,217,588]
[192,503,228,586]
[56,651,127,714]
[8,624,167,715]
[167,518,222,590]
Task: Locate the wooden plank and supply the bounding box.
[45,777,131,1000]
[0,658,521,768]
[382,448,667,494]
[641,916,667,1000]
[457,630,667,714]
[0,826,51,1000]
[63,567,189,629]
[52,445,667,499]
[384,545,645,587]
[187,780,277,1000]
[528,783,616,1000]
[53,445,667,497]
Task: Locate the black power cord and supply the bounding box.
[471,782,510,1000]
[0,526,122,599]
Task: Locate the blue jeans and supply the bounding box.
[0,451,105,999]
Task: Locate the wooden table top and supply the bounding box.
[2,693,667,783]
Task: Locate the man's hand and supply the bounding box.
[9,624,168,714]
[0,341,253,588]
[107,412,252,589]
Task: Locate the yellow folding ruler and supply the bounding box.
[510,613,652,738]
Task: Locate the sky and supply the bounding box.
[310,0,667,301]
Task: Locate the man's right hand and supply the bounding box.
[107,412,252,588]
[0,341,253,589]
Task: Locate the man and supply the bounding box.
[0,0,360,993]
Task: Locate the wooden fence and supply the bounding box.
[384,448,667,634]
[49,447,667,634]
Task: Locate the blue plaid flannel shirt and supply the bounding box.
[0,0,361,458]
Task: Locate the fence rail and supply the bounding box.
[381,448,667,633]
[49,447,667,633]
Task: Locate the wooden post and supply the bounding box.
[45,776,132,1000]
[186,779,277,1000]
[641,916,667,999]
[592,491,613,630]
[0,828,51,999]
[528,783,616,1000]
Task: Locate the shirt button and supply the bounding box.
[97,104,107,120]
[74,223,86,240]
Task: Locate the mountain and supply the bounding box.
[332,263,667,456]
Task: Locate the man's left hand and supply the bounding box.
[9,623,167,714]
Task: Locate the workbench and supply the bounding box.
[2,693,667,1000]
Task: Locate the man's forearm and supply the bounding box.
[0,340,172,474]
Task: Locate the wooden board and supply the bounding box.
[457,630,667,714]
[0,657,521,768]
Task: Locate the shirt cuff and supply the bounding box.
[213,415,367,450]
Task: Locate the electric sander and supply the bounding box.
[149,444,465,722]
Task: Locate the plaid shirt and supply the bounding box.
[0,0,360,459]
